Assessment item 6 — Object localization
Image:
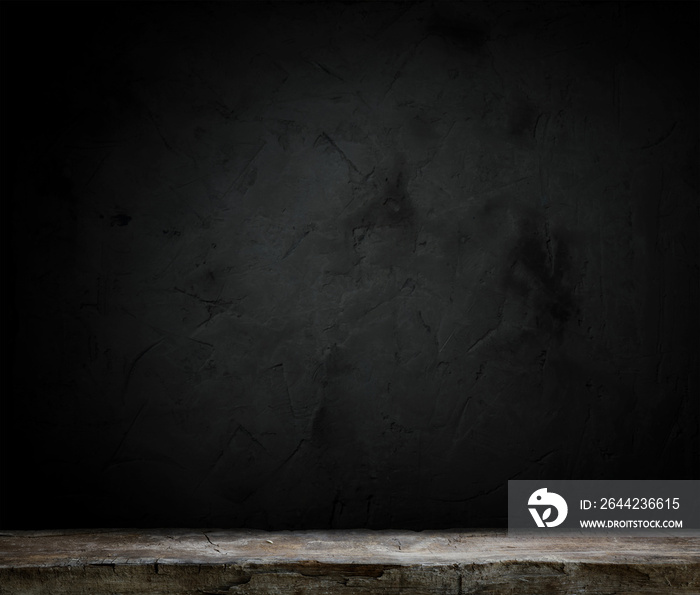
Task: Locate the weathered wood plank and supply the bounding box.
[1,530,698,594]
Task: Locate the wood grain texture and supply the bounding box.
[1,529,698,594]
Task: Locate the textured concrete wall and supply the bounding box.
[2,1,698,529]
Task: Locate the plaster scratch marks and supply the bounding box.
[315,132,361,175]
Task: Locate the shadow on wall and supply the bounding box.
[3,0,698,529]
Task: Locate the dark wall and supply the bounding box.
[2,1,698,529]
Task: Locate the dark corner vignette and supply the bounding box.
[1,0,21,531]
[0,0,13,530]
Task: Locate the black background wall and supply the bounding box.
[1,1,698,530]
